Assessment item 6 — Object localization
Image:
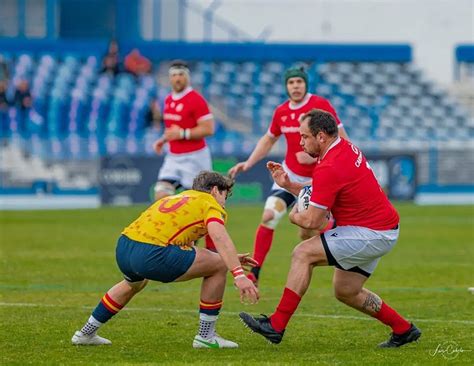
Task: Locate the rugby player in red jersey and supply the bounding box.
[229,67,348,285]
[240,109,421,348]
[153,60,216,250]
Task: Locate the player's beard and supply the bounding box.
[305,142,320,158]
[172,81,186,93]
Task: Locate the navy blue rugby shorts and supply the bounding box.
[115,235,196,283]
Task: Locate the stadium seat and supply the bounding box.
[1,53,472,160]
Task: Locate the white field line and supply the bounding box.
[0,302,472,325]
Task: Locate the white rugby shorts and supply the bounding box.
[321,225,400,277]
[157,146,212,189]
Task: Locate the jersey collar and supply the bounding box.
[172,86,193,100]
[289,93,312,110]
[320,136,341,161]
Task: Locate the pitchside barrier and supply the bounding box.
[99,154,417,205]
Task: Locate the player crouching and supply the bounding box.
[71,171,259,348]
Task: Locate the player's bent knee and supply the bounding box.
[334,285,358,303]
[215,257,227,274]
[154,181,176,200]
[299,228,314,240]
[126,279,148,293]
[292,237,328,265]
[204,250,227,274]
[291,242,311,263]
[261,209,274,223]
[262,196,287,229]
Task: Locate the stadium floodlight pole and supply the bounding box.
[203,0,222,41]
[178,0,187,41]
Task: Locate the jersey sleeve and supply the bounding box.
[205,206,227,226]
[321,99,343,127]
[267,109,281,137]
[194,94,213,122]
[309,165,340,210]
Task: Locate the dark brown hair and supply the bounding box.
[192,171,234,195]
[301,109,338,137]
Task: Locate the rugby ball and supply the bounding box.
[297,185,312,212]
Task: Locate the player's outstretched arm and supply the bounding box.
[228,134,278,178]
[295,151,317,165]
[338,125,350,141]
[266,161,305,195]
[207,221,259,304]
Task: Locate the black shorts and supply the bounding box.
[269,189,296,207]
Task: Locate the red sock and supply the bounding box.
[270,287,302,332]
[373,301,411,334]
[205,235,217,252]
[252,225,274,268]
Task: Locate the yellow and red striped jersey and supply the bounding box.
[122,190,226,247]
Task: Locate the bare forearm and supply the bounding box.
[187,122,214,139]
[284,181,306,196]
[290,207,328,230]
[292,214,327,230]
[245,135,276,168]
[339,126,349,141]
[210,229,241,271]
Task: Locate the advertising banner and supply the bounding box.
[100,156,163,205]
[100,154,416,205]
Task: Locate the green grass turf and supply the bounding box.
[1,203,473,365]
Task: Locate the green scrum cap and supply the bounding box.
[284,66,308,93]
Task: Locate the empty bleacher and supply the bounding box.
[0,52,472,161]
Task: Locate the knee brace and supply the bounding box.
[263,196,287,229]
[154,181,176,196]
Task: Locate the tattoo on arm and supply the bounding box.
[362,293,382,313]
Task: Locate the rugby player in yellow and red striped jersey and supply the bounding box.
[122,189,227,247]
[72,171,259,349]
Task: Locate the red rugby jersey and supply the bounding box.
[163,87,213,154]
[309,138,399,230]
[268,93,342,177]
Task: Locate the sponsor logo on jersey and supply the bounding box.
[164,113,183,121]
[281,126,300,133]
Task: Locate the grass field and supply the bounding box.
[1,203,473,365]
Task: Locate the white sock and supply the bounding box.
[80,316,103,336]
[198,313,217,339]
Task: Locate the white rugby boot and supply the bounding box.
[192,334,238,349]
[71,330,112,346]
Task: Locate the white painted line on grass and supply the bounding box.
[1,302,472,325]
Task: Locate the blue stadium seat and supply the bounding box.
[1,53,472,158]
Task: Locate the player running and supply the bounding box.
[240,109,421,348]
[228,66,348,285]
[153,60,217,250]
[72,171,259,348]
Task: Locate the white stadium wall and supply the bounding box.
[179,0,474,85]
